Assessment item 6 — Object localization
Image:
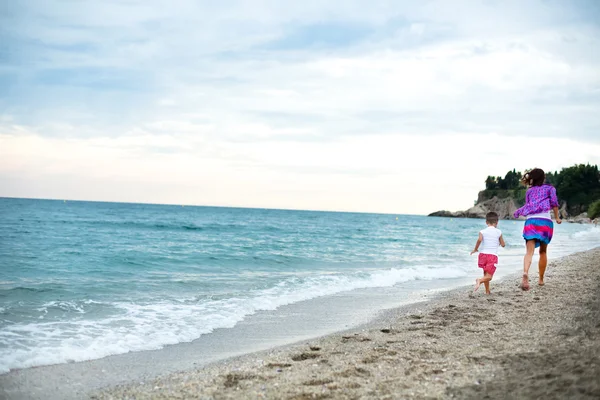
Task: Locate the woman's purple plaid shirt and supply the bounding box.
[513,184,559,218]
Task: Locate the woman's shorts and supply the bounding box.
[523,218,554,248]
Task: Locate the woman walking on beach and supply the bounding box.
[513,168,561,290]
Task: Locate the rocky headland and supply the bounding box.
[428,190,590,222]
[429,195,520,220]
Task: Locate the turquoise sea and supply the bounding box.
[1,197,599,373]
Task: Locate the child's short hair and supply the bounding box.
[521,168,545,187]
[486,212,499,225]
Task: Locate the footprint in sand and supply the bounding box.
[336,367,371,378]
[223,372,259,388]
[302,378,334,386]
[266,362,292,368]
[341,335,372,343]
[291,353,319,361]
[361,355,379,364]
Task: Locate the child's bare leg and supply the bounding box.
[475,272,493,292]
[538,243,548,285]
[522,240,536,290]
[483,280,491,294]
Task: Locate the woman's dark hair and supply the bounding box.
[522,168,545,187]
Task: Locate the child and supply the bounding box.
[513,168,562,290]
[471,212,506,294]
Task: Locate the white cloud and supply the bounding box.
[2,128,600,214]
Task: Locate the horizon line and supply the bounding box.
[0,196,425,217]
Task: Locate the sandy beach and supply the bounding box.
[86,248,600,400]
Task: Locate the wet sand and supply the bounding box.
[91,248,600,399]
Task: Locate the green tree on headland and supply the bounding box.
[545,171,558,186]
[589,200,600,220]
[484,169,522,190]
[502,169,521,189]
[553,164,600,214]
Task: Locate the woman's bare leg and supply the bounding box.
[522,240,536,290]
[538,243,548,285]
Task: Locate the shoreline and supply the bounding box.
[92,247,600,399]
[0,280,471,400]
[3,248,597,399]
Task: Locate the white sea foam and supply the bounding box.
[571,226,600,240]
[0,264,469,373]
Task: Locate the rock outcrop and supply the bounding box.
[559,202,569,219]
[429,187,593,222]
[428,196,590,222]
[428,210,465,218]
[464,196,520,219]
[429,196,520,220]
[567,212,591,224]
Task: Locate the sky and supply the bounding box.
[1,0,599,215]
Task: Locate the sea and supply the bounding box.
[1,197,599,374]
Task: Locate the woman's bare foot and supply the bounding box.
[474,278,481,292]
[521,274,530,291]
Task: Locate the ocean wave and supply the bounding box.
[36,300,100,314]
[571,227,600,240]
[0,286,53,294]
[82,219,254,233]
[0,265,468,373]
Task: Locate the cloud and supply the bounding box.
[1,0,599,212]
[2,127,600,214]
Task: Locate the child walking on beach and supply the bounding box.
[513,168,561,290]
[471,212,505,294]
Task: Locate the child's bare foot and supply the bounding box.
[521,274,530,291]
[485,290,491,295]
[538,280,545,286]
[474,278,481,292]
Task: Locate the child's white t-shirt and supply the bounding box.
[480,226,502,255]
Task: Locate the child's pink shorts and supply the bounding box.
[478,253,498,276]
